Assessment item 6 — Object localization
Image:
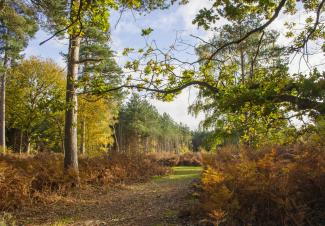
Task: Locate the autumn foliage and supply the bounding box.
[198,145,325,226]
[0,152,169,211]
[148,152,203,166]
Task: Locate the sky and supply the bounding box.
[24,1,324,130]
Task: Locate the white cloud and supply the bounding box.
[149,88,204,130]
[177,0,211,32]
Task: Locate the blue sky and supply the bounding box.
[24,1,324,130]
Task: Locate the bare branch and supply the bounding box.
[76,58,103,64]
[39,0,84,45]
[250,31,265,77]
[114,7,126,29]
[300,0,325,49]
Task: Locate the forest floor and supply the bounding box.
[16,166,202,226]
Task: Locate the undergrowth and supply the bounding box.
[148,152,203,166]
[196,145,325,226]
[0,152,169,211]
[0,212,16,226]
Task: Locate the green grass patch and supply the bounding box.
[51,217,74,226]
[153,166,202,182]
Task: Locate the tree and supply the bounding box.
[0,0,38,152]
[76,24,123,155]
[31,0,177,173]
[31,0,121,172]
[94,0,324,148]
[108,0,324,114]
[191,130,215,152]
[6,57,65,153]
[186,17,297,146]
[78,96,118,156]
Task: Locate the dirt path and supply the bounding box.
[18,166,202,226]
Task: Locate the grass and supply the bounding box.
[153,166,202,182]
[51,218,74,226]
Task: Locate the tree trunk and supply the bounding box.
[57,120,64,154]
[0,57,8,153]
[239,23,245,82]
[240,48,245,80]
[113,124,120,153]
[27,139,31,154]
[80,119,86,155]
[19,131,23,154]
[64,34,80,172]
[0,72,5,152]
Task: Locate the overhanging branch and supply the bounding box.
[273,94,325,113]
[199,0,287,63]
[86,80,219,95]
[300,0,325,50]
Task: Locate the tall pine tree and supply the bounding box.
[32,0,174,173]
[78,26,122,155]
[0,0,38,152]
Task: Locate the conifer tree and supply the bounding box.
[0,0,38,152]
[78,27,122,155]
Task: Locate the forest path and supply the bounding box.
[20,166,202,226]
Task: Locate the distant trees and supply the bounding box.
[78,96,118,156]
[191,130,215,152]
[116,94,192,153]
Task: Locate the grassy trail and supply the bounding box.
[153,166,202,182]
[19,166,202,226]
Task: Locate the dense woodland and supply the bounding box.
[0,0,325,225]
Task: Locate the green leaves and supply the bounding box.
[119,0,141,8]
[0,0,38,61]
[7,57,66,151]
[189,15,301,147]
[123,48,135,56]
[141,27,154,36]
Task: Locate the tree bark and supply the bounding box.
[0,71,5,152]
[19,131,23,154]
[27,139,31,154]
[64,34,80,172]
[113,124,120,153]
[0,55,8,152]
[80,119,86,155]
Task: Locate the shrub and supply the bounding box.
[79,152,169,185]
[198,145,325,226]
[0,152,169,211]
[148,152,203,166]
